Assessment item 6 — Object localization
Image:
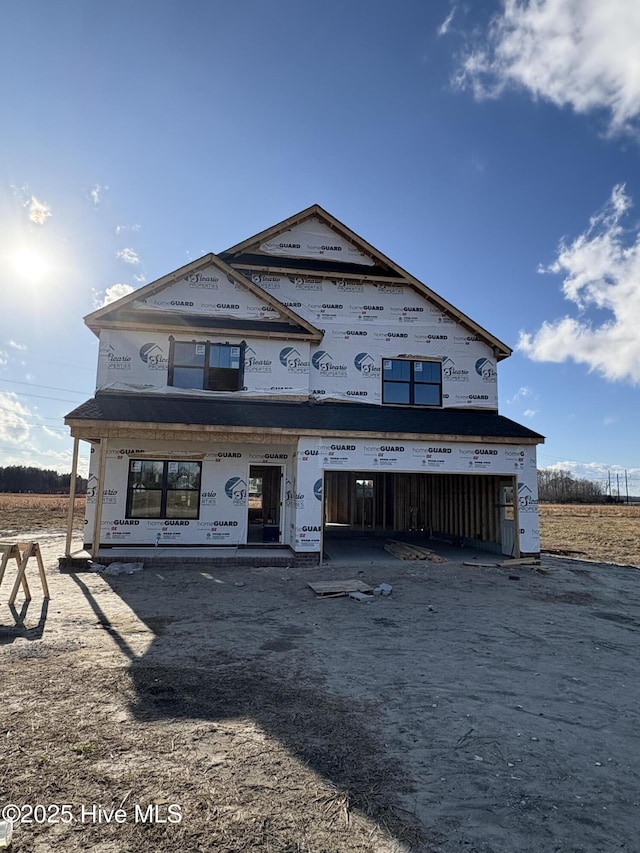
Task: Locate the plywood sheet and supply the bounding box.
[308,579,374,596]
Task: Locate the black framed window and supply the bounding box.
[126,460,201,519]
[382,358,442,406]
[168,339,244,392]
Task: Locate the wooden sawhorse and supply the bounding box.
[0,541,50,606]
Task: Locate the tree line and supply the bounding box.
[0,465,87,494]
[537,469,606,503]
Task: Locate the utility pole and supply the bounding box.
[625,469,629,504]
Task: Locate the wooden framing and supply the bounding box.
[65,437,80,556]
[323,471,508,549]
[91,440,107,558]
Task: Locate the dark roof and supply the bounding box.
[66,394,544,441]
[101,309,313,336]
[220,252,401,278]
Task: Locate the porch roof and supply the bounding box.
[66,394,544,443]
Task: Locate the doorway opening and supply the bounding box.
[247,465,283,543]
[323,470,512,554]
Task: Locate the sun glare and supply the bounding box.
[11,247,50,281]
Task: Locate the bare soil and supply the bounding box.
[2,497,640,852]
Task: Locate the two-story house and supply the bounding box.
[64,205,543,564]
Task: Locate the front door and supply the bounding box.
[247,465,283,543]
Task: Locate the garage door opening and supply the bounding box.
[323,471,517,555]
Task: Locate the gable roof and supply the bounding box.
[222,204,512,360]
[84,253,322,340]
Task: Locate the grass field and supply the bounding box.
[538,502,640,566]
[0,493,86,538]
[0,494,638,566]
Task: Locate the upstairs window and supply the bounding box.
[168,340,244,392]
[382,358,442,406]
[126,460,201,519]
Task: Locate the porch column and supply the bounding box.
[91,439,108,559]
[65,436,80,556]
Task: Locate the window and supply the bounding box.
[168,339,244,392]
[382,358,441,406]
[126,460,201,519]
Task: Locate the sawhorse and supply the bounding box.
[0,541,50,606]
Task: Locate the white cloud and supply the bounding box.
[27,196,52,224]
[518,184,640,383]
[523,408,538,417]
[133,274,146,283]
[438,6,456,36]
[42,425,65,440]
[0,350,7,366]
[97,283,135,308]
[116,223,141,234]
[457,0,640,136]
[116,247,140,265]
[507,385,533,404]
[543,459,640,484]
[8,340,27,351]
[90,184,108,206]
[0,392,31,443]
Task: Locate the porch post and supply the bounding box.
[91,439,107,559]
[512,474,521,559]
[65,437,80,556]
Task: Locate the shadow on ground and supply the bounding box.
[64,550,640,853]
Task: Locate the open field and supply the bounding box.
[539,502,640,566]
[0,494,638,567]
[0,493,85,539]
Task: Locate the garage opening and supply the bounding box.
[323,471,516,554]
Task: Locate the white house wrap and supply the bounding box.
[67,204,543,562]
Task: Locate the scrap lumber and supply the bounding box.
[385,540,448,562]
[498,557,541,567]
[308,579,373,597]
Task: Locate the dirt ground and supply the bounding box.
[2,525,640,852]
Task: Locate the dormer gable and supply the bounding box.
[85,253,322,341]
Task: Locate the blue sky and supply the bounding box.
[1,0,639,494]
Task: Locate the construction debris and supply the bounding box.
[308,579,374,597]
[384,540,448,562]
[463,557,542,568]
[349,591,374,603]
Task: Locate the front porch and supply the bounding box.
[59,544,319,571]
